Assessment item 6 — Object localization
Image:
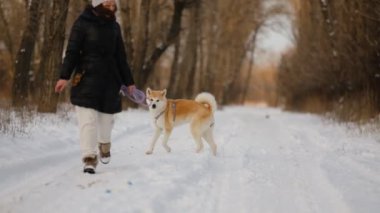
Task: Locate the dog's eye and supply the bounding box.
[156,100,160,102]
[150,99,154,102]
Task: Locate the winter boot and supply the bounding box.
[98,143,111,164]
[83,155,98,174]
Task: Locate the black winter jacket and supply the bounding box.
[60,6,134,114]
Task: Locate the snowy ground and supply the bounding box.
[0,106,379,213]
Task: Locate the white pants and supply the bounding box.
[75,106,114,158]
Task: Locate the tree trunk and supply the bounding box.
[137,0,187,88]
[0,1,14,64]
[168,35,181,96]
[12,0,44,107]
[241,33,257,104]
[170,0,199,98]
[133,0,151,87]
[118,0,134,64]
[202,0,219,93]
[37,0,70,113]
[184,0,200,98]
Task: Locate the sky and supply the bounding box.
[254,0,294,66]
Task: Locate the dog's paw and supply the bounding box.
[145,150,153,155]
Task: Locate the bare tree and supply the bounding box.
[12,0,44,107]
[279,0,380,120]
[0,1,14,64]
[37,0,70,113]
[168,0,200,98]
[118,0,134,64]
[137,0,193,88]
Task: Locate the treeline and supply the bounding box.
[279,0,380,121]
[0,0,281,113]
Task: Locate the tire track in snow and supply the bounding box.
[193,112,256,213]
[283,124,352,213]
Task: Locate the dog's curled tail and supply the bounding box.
[195,92,217,114]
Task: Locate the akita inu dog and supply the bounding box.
[145,88,217,156]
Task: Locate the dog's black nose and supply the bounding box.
[152,104,156,109]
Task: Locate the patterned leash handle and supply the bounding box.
[120,85,148,107]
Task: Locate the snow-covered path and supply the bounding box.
[0,107,379,213]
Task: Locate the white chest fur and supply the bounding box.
[150,110,165,129]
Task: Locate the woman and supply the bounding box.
[55,0,135,174]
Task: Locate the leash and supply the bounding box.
[119,85,149,108]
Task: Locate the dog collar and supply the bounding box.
[154,102,177,124]
[155,110,165,121]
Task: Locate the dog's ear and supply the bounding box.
[146,87,151,96]
[162,89,167,97]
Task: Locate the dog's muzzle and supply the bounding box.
[152,104,156,109]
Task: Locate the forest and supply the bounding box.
[0,0,379,134]
[279,0,380,122]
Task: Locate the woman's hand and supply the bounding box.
[55,79,68,93]
[127,84,136,96]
